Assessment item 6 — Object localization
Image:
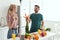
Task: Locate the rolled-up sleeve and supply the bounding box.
[41,14,43,21]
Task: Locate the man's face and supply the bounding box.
[34,7,40,13]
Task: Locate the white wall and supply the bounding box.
[0,0,20,25]
[42,0,60,21]
[30,0,43,14]
[30,0,60,21]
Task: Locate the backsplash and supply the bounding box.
[0,17,7,27]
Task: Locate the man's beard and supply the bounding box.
[35,11,38,13]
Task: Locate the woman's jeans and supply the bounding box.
[7,28,18,39]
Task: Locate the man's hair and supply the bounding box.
[35,5,40,8]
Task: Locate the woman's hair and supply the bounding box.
[8,4,16,14]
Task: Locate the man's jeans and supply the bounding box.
[7,28,18,39]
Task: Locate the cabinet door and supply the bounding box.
[0,27,9,40]
[3,28,8,40]
[0,29,4,40]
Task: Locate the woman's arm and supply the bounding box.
[7,14,12,29]
[15,14,18,25]
[11,14,18,27]
[11,16,15,28]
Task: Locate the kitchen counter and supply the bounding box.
[25,31,56,40]
[40,31,56,40]
[0,26,56,40]
[7,37,20,40]
[0,26,9,30]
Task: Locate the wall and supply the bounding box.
[42,0,60,21]
[0,0,20,25]
[30,0,60,21]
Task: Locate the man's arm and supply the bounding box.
[41,14,44,29]
[41,20,44,28]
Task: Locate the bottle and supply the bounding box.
[25,21,29,33]
[38,29,42,34]
[12,30,16,40]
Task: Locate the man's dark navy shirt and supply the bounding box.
[30,13,43,33]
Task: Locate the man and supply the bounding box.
[24,5,44,33]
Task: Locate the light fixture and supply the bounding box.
[20,0,22,3]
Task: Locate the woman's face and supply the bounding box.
[13,5,17,12]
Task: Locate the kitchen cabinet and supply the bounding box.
[0,26,9,40]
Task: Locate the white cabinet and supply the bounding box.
[20,26,25,35]
[0,27,9,40]
[0,29,3,40]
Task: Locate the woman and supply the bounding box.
[7,4,18,39]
